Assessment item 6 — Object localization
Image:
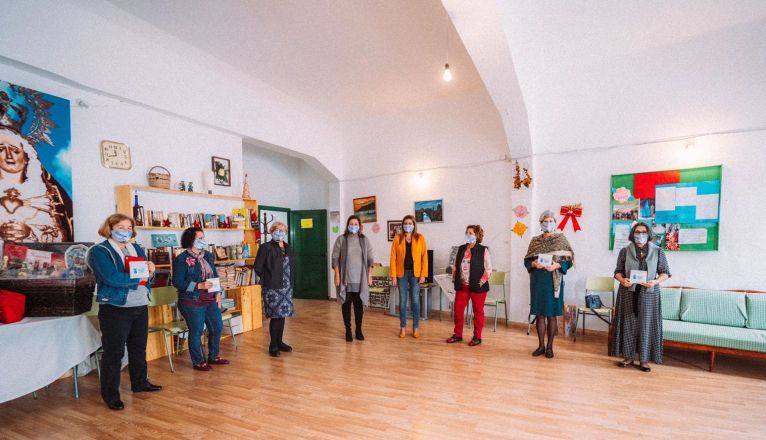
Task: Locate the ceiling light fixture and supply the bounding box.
[443,11,452,82]
[443,64,452,82]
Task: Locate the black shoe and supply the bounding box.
[355,329,365,341]
[269,344,280,357]
[446,335,463,343]
[545,347,554,358]
[106,400,124,411]
[278,342,293,352]
[132,381,162,393]
[638,364,652,372]
[532,346,546,357]
[345,328,353,342]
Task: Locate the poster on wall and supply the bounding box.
[414,199,443,223]
[609,165,721,252]
[0,80,73,242]
[352,196,377,223]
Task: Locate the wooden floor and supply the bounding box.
[2,299,766,439]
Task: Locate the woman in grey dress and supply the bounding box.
[612,222,671,372]
[331,215,374,342]
[253,221,296,358]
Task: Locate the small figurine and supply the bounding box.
[187,182,194,192]
[178,180,186,191]
[242,173,251,199]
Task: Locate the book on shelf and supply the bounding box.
[141,209,251,230]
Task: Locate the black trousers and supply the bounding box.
[342,291,364,329]
[98,304,149,403]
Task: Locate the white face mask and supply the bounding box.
[403,224,414,233]
[541,222,556,233]
[465,234,476,244]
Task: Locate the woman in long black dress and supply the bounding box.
[253,221,296,358]
[612,222,671,372]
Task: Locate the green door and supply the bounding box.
[289,210,328,299]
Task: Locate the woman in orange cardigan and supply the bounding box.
[390,214,428,338]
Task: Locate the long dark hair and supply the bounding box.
[343,215,365,238]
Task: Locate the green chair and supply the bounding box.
[575,276,615,341]
[484,271,508,332]
[147,287,188,373]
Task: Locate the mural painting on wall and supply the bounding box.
[512,160,532,190]
[0,80,73,242]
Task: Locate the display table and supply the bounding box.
[386,283,435,320]
[0,315,101,403]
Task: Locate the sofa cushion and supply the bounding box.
[680,288,747,327]
[746,294,766,330]
[663,320,766,353]
[660,287,682,320]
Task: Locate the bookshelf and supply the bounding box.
[115,184,263,362]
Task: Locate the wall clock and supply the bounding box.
[100,140,132,170]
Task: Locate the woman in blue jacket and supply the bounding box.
[172,227,229,371]
[88,213,162,411]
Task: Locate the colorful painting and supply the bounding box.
[414,199,443,223]
[0,80,72,242]
[387,220,402,241]
[352,196,377,223]
[212,156,231,186]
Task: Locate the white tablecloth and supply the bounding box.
[0,315,101,403]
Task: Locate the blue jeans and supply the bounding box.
[177,302,223,365]
[398,270,420,329]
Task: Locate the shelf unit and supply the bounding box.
[115,184,262,362]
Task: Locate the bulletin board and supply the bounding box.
[609,165,721,252]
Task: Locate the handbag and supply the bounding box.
[585,293,603,309]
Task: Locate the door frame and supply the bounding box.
[259,205,290,243]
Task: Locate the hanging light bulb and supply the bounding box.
[443,63,452,82]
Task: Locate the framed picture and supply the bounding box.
[353,195,377,223]
[387,221,402,241]
[414,199,443,223]
[150,233,178,248]
[215,246,229,260]
[212,156,231,186]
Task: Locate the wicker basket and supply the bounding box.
[0,275,96,317]
[147,166,171,189]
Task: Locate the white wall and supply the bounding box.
[505,131,766,329]
[0,59,243,246]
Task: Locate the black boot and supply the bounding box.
[353,293,364,341]
[276,318,292,352]
[342,300,353,342]
[269,318,280,357]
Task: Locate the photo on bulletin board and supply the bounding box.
[352,196,377,223]
[387,220,402,241]
[610,165,721,252]
[414,199,443,223]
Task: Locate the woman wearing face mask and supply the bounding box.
[331,215,375,342]
[172,227,229,371]
[389,214,428,338]
[253,222,296,357]
[524,211,575,358]
[87,214,161,411]
[446,225,493,346]
[612,222,671,372]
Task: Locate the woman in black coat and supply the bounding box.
[253,221,296,357]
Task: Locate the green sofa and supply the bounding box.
[661,287,766,371]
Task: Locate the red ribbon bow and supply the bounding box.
[557,204,582,232]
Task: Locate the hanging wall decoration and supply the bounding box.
[512,221,527,237]
[414,199,443,223]
[513,205,529,218]
[330,211,340,234]
[610,165,722,252]
[0,80,73,242]
[352,196,377,223]
[212,156,231,186]
[371,223,381,234]
[512,161,533,190]
[558,203,583,232]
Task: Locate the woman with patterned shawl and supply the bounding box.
[524,210,575,359]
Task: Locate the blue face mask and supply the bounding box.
[634,233,649,245]
[348,225,360,234]
[465,234,476,244]
[193,239,207,250]
[111,229,132,243]
[273,230,287,242]
[541,222,556,233]
[403,224,414,233]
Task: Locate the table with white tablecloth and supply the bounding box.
[0,315,101,404]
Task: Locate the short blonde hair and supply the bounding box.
[269,221,287,234]
[98,213,137,239]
